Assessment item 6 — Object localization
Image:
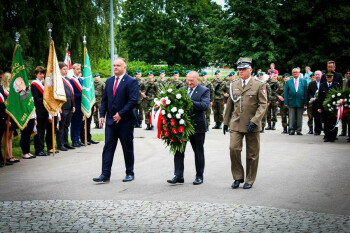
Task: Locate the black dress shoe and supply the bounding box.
[314,132,320,136]
[65,144,75,149]
[297,132,303,135]
[339,133,346,136]
[79,142,85,146]
[231,179,244,189]
[87,142,91,145]
[89,139,99,144]
[58,146,68,151]
[123,175,135,182]
[4,161,13,166]
[324,138,329,142]
[243,183,253,189]
[36,151,49,156]
[72,143,81,147]
[307,130,313,134]
[289,131,295,135]
[167,176,184,184]
[48,150,59,154]
[193,178,203,185]
[93,175,110,183]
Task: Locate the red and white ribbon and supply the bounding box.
[0,92,4,103]
[150,105,163,139]
[4,90,9,97]
[62,76,75,100]
[31,80,44,94]
[71,77,82,93]
[335,99,345,127]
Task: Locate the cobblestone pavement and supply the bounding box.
[1,200,349,232]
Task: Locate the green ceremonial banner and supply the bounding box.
[81,50,95,118]
[5,44,35,130]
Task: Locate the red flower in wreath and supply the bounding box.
[172,128,178,134]
[178,139,184,143]
[161,98,167,104]
[178,126,184,133]
[164,131,169,137]
[170,138,174,142]
[170,118,176,126]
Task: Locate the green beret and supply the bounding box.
[185,70,191,75]
[147,71,153,75]
[94,73,100,77]
[268,70,274,74]
[215,70,221,74]
[283,73,290,77]
[200,71,207,76]
[257,72,264,77]
[309,72,314,76]
[159,70,165,74]
[135,70,141,74]
[228,71,235,76]
[172,70,179,75]
[322,70,326,74]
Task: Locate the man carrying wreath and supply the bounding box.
[167,71,210,185]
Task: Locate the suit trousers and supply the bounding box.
[229,131,260,185]
[71,110,83,143]
[46,116,58,150]
[57,110,73,147]
[289,107,304,132]
[80,114,92,143]
[174,133,205,179]
[102,123,135,178]
[20,119,34,154]
[312,105,322,134]
[34,116,48,153]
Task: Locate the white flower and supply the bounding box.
[166,99,171,105]
[171,107,177,113]
[176,94,182,99]
[179,119,185,125]
[178,109,184,114]
[162,110,166,115]
[160,91,164,94]
[167,113,172,118]
[345,104,348,107]
[333,101,336,105]
[332,95,335,98]
[167,88,173,93]
[327,104,331,107]
[337,93,341,96]
[176,113,181,119]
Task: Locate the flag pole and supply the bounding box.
[83,35,87,146]
[48,23,55,156]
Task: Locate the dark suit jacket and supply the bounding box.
[187,85,210,134]
[318,82,341,110]
[321,72,343,88]
[70,76,83,110]
[100,74,139,126]
[61,77,75,111]
[284,78,308,107]
[307,81,320,108]
[31,81,48,117]
[346,79,350,89]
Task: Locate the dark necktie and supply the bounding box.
[113,76,119,97]
[243,80,246,89]
[187,88,193,97]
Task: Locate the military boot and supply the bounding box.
[260,128,265,133]
[307,128,313,134]
[146,124,151,130]
[212,123,219,129]
[265,123,272,130]
[271,122,276,130]
[281,127,288,134]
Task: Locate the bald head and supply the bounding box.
[113,58,127,76]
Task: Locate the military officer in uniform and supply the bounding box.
[265,73,280,130]
[277,73,290,134]
[211,70,228,129]
[169,71,184,89]
[255,72,271,133]
[223,58,267,189]
[158,70,167,86]
[200,71,214,131]
[140,71,158,130]
[93,73,105,129]
[134,70,144,128]
[306,72,315,134]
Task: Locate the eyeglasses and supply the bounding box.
[346,72,350,75]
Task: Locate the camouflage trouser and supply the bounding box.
[212,99,224,123]
[262,108,268,129]
[205,107,211,128]
[280,105,289,128]
[307,103,313,129]
[142,99,152,124]
[135,102,143,122]
[93,101,101,126]
[267,103,277,123]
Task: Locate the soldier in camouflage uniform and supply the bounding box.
[140,71,158,130]
[93,73,105,128]
[265,72,280,130]
[200,71,214,131]
[211,70,228,129]
[256,73,271,133]
[306,72,315,134]
[157,70,167,87]
[134,70,144,128]
[277,73,290,134]
[224,71,236,104]
[169,71,184,89]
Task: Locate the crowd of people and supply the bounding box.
[0,59,349,168]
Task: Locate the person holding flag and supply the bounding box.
[70,63,84,147]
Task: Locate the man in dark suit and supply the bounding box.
[307,70,323,135]
[57,62,75,151]
[320,61,343,88]
[167,71,210,185]
[284,68,308,135]
[31,66,49,156]
[317,73,341,142]
[93,58,139,183]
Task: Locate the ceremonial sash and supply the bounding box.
[71,77,82,93]
[0,92,4,103]
[62,76,75,100]
[31,80,44,95]
[4,90,9,97]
